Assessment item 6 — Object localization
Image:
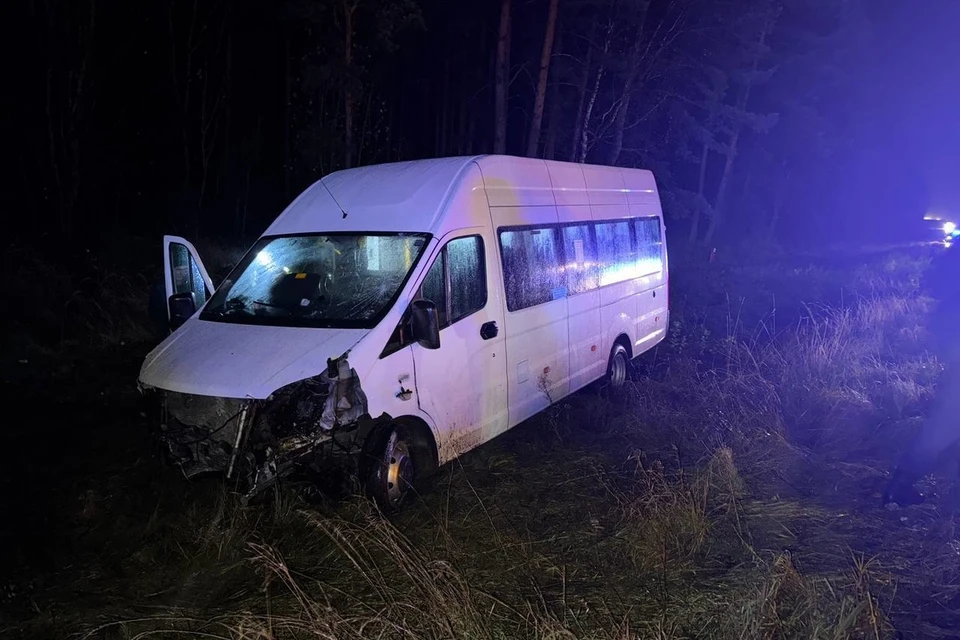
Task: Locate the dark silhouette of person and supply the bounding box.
[884,245,960,506]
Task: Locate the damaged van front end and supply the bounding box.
[143,354,371,503]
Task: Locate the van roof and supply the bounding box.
[262,155,658,236]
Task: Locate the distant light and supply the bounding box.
[256,250,272,266]
[945,222,957,235]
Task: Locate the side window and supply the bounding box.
[420,251,448,327]
[634,217,663,275]
[499,227,564,312]
[595,221,636,286]
[169,242,208,307]
[447,236,486,324]
[414,235,487,331]
[561,224,599,295]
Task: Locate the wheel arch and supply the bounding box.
[610,333,633,365]
[391,414,440,476]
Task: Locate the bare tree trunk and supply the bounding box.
[357,90,373,166]
[222,21,232,199]
[440,56,451,156]
[283,28,292,200]
[170,0,199,196]
[607,0,651,166]
[526,0,559,158]
[569,18,597,161]
[578,66,604,163]
[457,75,469,155]
[343,0,357,168]
[45,68,63,229]
[196,15,226,236]
[605,88,633,167]
[543,12,563,161]
[45,0,95,234]
[688,141,709,244]
[317,93,327,175]
[704,122,739,246]
[435,53,450,157]
[493,0,511,154]
[578,25,612,164]
[703,16,773,246]
[467,114,477,155]
[239,116,260,239]
[433,88,441,157]
[768,164,791,239]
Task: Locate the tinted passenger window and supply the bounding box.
[561,224,599,295]
[634,217,663,275]
[595,221,636,286]
[500,227,564,311]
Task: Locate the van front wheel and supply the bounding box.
[608,344,631,390]
[363,423,423,513]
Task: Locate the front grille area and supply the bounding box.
[165,392,245,431]
[159,391,249,477]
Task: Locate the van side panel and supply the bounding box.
[622,168,668,349]
[581,164,637,361]
[550,164,605,394]
[488,204,570,428]
[358,163,509,463]
[354,332,442,438]
[547,160,590,207]
[417,157,667,445]
[480,156,557,208]
[408,165,510,463]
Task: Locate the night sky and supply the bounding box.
[875,1,960,216]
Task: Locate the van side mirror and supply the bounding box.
[168,292,197,330]
[410,299,440,350]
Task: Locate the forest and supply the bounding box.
[9,0,933,249]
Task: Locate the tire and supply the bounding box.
[362,423,430,513]
[607,343,631,391]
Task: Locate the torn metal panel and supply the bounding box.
[153,355,372,502]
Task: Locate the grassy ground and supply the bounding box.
[1,241,957,639]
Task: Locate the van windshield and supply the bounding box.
[200,233,430,328]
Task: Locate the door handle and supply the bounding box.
[480,321,499,340]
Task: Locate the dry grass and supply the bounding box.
[3,246,958,640]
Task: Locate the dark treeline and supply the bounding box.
[8,0,931,248]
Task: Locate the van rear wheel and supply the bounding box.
[363,423,427,513]
[607,343,631,390]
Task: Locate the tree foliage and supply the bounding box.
[13,0,875,246]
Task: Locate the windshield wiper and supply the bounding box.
[213,298,248,316]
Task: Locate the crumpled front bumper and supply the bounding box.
[142,357,371,502]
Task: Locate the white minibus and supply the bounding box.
[138,154,669,510]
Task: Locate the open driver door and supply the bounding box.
[162,235,214,331]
